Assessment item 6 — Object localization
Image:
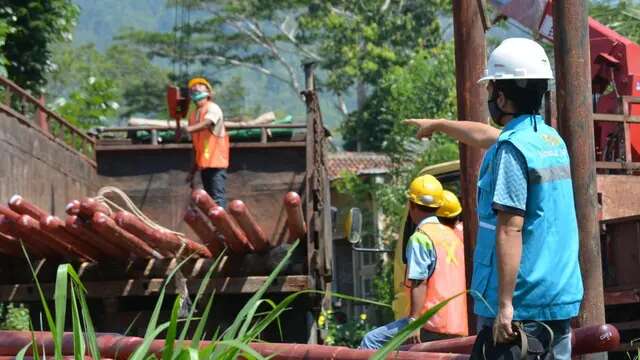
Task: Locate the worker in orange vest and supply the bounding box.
[184,77,230,208]
[360,175,468,349]
[436,190,464,242]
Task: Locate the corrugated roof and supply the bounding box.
[327,152,391,180]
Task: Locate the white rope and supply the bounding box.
[95,186,192,314]
[95,186,189,255]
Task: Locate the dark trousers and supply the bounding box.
[201,168,227,208]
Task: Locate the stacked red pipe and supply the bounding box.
[0,324,620,359]
[0,194,213,261]
[184,190,307,256]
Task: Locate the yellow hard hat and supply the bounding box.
[436,190,462,218]
[188,77,213,92]
[407,174,444,208]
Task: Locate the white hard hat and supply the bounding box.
[478,38,554,83]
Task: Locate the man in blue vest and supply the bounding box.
[404,38,583,360]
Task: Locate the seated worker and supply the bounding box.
[359,175,468,350]
[185,77,229,208]
[436,190,464,241]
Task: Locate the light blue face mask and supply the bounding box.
[191,91,208,103]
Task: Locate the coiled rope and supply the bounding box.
[94,186,192,316]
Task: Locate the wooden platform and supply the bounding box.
[0,275,314,301]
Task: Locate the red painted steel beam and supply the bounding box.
[41,216,100,261]
[78,197,112,221]
[452,0,488,334]
[192,189,217,213]
[250,343,467,360]
[114,211,174,257]
[91,213,162,259]
[184,207,224,256]
[64,215,128,259]
[207,206,253,253]
[401,324,620,356]
[228,200,269,252]
[284,192,306,243]
[8,195,49,221]
[0,331,468,360]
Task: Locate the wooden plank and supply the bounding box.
[593,113,625,122]
[0,275,313,301]
[95,142,306,152]
[596,161,640,170]
[604,288,640,306]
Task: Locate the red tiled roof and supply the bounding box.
[327,152,391,180]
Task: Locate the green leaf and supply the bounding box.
[162,295,183,360]
[21,244,57,351]
[177,250,226,344]
[69,284,86,360]
[371,291,467,360]
[54,264,70,359]
[190,290,215,350]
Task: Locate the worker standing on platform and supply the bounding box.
[360,174,468,349]
[405,38,583,360]
[436,190,464,241]
[185,77,229,208]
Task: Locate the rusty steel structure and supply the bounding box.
[452,0,488,333]
[0,62,331,342]
[552,0,607,343]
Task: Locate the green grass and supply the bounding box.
[16,240,456,359]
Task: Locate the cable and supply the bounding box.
[95,186,185,237]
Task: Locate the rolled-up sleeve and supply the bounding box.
[406,233,437,281]
[492,142,528,216]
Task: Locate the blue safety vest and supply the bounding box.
[471,115,584,320]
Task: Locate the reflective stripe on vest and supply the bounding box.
[409,223,468,336]
[189,101,230,169]
[471,115,583,320]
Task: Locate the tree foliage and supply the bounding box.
[590,0,640,44]
[297,0,448,94]
[0,0,79,93]
[342,43,457,153]
[120,0,448,113]
[46,42,177,128]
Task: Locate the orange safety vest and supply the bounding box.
[406,223,468,336]
[188,101,230,169]
[453,221,464,242]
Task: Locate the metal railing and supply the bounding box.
[594,96,640,172]
[0,76,96,166]
[97,123,307,145]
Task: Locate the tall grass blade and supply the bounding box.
[162,295,183,360]
[54,264,70,359]
[21,243,57,355]
[190,290,215,349]
[129,322,171,360]
[28,321,41,360]
[177,251,225,344]
[246,290,388,341]
[215,340,266,360]
[371,291,466,360]
[143,254,194,339]
[15,342,32,360]
[222,240,299,343]
[69,284,86,360]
